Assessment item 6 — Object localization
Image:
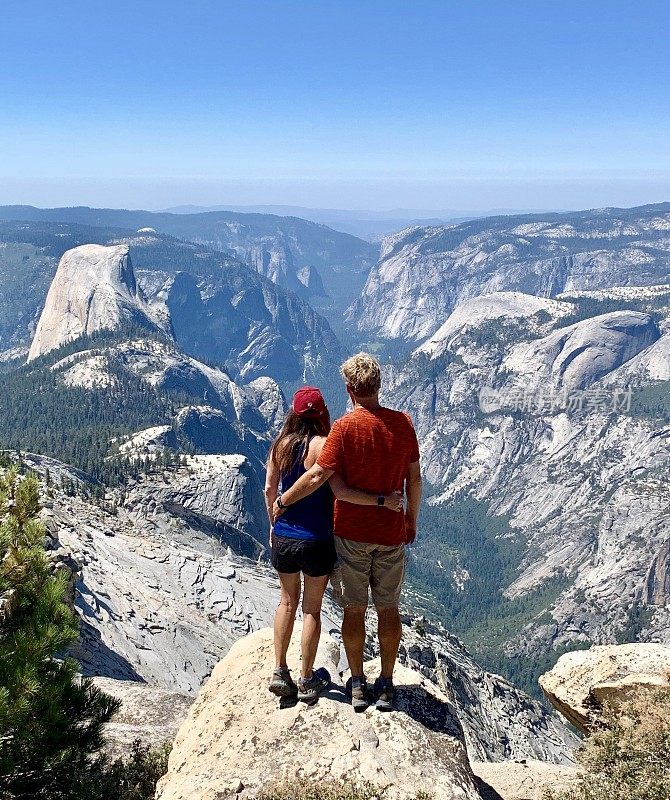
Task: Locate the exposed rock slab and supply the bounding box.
[539,643,670,732]
[156,627,484,800]
[417,292,574,359]
[502,310,660,391]
[92,677,191,759]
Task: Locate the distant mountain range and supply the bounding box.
[160,203,559,240]
[0,205,376,331]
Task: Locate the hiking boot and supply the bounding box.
[373,677,395,711]
[269,667,298,698]
[297,667,331,705]
[345,676,369,712]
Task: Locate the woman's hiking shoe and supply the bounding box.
[269,667,298,698]
[345,676,370,712]
[374,677,395,711]
[297,667,331,704]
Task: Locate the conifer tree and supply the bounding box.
[0,468,119,798]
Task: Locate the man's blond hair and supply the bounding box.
[340,352,382,398]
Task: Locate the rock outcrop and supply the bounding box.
[393,615,578,764]
[502,310,660,391]
[28,244,162,361]
[539,643,670,733]
[156,627,484,800]
[417,292,575,359]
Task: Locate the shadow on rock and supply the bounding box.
[394,683,466,738]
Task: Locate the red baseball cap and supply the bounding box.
[292,386,327,417]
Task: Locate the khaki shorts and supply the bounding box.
[333,537,406,609]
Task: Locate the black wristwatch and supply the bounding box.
[377,495,385,507]
[276,495,287,510]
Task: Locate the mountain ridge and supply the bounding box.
[351,203,670,341]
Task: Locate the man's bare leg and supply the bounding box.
[377,606,402,679]
[300,574,329,678]
[274,572,301,669]
[342,606,367,677]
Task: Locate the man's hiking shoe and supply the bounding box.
[269,667,298,698]
[345,676,369,712]
[297,667,331,704]
[374,677,395,711]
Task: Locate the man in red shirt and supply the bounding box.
[273,353,422,711]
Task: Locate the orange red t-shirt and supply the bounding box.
[317,406,420,545]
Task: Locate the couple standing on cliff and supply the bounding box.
[265,352,422,712]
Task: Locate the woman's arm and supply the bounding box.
[264,455,280,523]
[329,473,404,511]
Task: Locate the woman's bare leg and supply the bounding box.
[300,573,330,678]
[274,572,301,669]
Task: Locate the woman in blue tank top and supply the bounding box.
[265,386,403,704]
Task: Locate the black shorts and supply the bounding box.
[271,535,337,577]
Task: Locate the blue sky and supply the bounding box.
[1,0,669,211]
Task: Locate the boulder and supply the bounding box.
[155,626,484,800]
[539,643,670,733]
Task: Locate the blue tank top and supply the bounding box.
[273,441,334,542]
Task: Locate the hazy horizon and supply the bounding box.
[1,1,668,211]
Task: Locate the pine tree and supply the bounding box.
[0,468,119,798]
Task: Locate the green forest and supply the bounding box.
[0,326,197,486]
[406,498,583,698]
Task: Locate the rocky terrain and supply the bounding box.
[48,338,285,466]
[389,615,577,763]
[27,243,166,361]
[352,203,670,340]
[155,627,486,800]
[19,449,576,764]
[539,642,670,733]
[384,286,670,667]
[4,200,670,789]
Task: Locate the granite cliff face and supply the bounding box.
[385,288,670,662]
[156,267,341,382]
[352,204,670,341]
[27,244,164,361]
